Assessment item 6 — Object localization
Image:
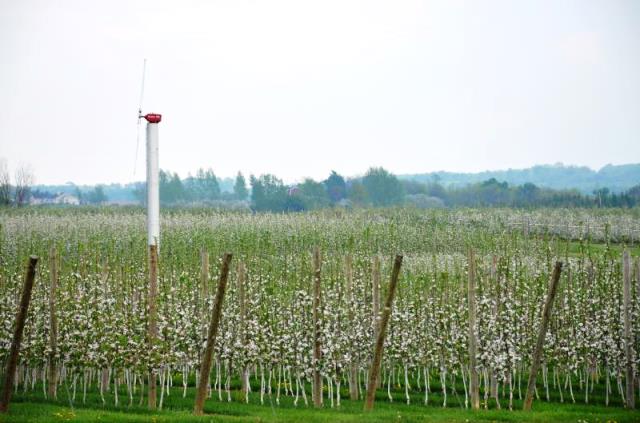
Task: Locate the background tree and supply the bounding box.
[234,172,248,201]
[74,186,84,204]
[284,191,306,212]
[626,184,640,205]
[250,174,287,212]
[249,175,264,210]
[478,178,510,205]
[425,181,447,201]
[14,164,34,207]
[86,185,108,204]
[186,168,220,202]
[593,187,610,208]
[401,179,428,196]
[515,182,540,207]
[132,182,146,206]
[160,170,186,205]
[347,180,369,206]
[362,167,404,207]
[0,159,11,206]
[298,178,329,210]
[324,171,346,204]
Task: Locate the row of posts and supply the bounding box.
[1,248,636,414]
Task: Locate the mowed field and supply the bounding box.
[1,207,640,422]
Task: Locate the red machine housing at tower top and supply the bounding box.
[144,113,162,123]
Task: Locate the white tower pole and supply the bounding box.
[142,112,161,410]
[146,121,159,246]
[144,114,161,246]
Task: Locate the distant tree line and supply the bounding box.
[132,168,249,206]
[75,185,108,205]
[5,158,640,211]
[247,169,640,212]
[421,178,640,208]
[127,166,640,212]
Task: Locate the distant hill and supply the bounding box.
[400,163,640,193]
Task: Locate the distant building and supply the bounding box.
[55,193,80,205]
[30,192,80,206]
[29,197,48,205]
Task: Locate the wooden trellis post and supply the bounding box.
[364,254,403,411]
[623,251,635,409]
[237,261,250,401]
[0,256,38,413]
[372,255,381,388]
[345,254,359,401]
[312,247,323,408]
[194,253,233,415]
[48,247,59,399]
[523,261,563,411]
[147,244,159,410]
[468,249,480,410]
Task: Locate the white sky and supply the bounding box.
[1,0,639,185]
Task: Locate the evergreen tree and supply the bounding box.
[234,171,248,200]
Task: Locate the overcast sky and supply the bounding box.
[1,0,639,185]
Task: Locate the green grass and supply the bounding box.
[2,384,639,423]
[562,239,640,258]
